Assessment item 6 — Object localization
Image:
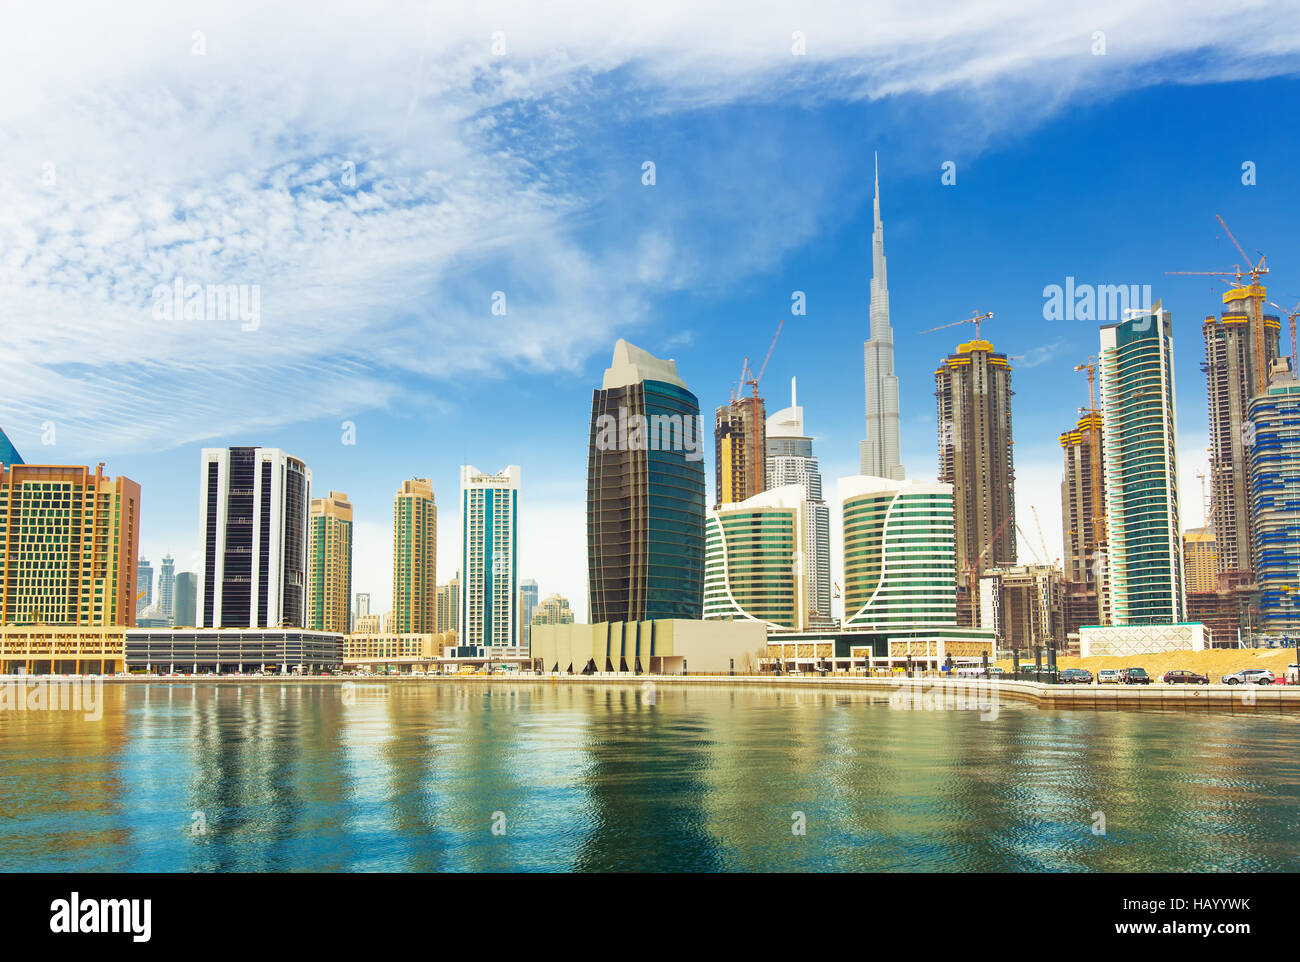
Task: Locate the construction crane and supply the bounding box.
[1073,357,1105,548]
[920,310,994,341]
[1016,523,1043,565]
[966,514,1012,627]
[1267,297,1300,376]
[744,320,784,398]
[1031,505,1051,567]
[1167,214,1270,394]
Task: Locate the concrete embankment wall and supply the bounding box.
[93,674,1300,713]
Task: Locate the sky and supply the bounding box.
[2,1,1299,620]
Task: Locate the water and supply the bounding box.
[1,681,1298,872]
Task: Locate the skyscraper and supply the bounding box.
[935,337,1016,587]
[174,572,197,627]
[308,491,353,634]
[532,593,575,627]
[1099,304,1185,625]
[157,553,176,624]
[0,462,140,627]
[704,485,809,630]
[1060,409,1108,631]
[1204,287,1282,578]
[1183,528,1217,593]
[714,395,766,507]
[840,476,957,630]
[392,479,437,633]
[765,377,832,625]
[198,446,312,629]
[1247,360,1300,639]
[859,156,905,481]
[459,465,520,651]
[587,339,706,622]
[436,576,459,634]
[353,591,370,624]
[136,557,154,615]
[518,578,539,649]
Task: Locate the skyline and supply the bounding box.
[3,5,1300,616]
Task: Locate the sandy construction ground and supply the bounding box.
[996,647,1298,682]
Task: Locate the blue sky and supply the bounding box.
[2,3,1298,617]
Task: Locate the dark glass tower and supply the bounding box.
[587,340,706,622]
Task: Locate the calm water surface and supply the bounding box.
[1,682,1298,872]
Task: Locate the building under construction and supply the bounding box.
[715,395,767,507]
[935,336,1016,624]
[979,564,1065,654]
[1203,285,1281,578]
[1060,404,1108,637]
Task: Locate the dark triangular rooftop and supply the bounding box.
[0,426,23,467]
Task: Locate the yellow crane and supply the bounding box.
[921,310,994,341]
[1167,214,1270,394]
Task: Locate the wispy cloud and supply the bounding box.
[2,1,1297,458]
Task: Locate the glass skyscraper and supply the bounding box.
[1098,305,1185,625]
[1248,363,1300,639]
[587,339,706,622]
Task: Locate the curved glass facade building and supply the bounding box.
[704,485,806,630]
[1098,306,1185,625]
[840,476,957,630]
[588,340,706,622]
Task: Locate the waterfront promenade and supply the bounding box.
[42,672,1300,713]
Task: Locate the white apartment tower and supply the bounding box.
[459,464,521,651]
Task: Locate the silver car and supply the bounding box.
[1221,668,1275,685]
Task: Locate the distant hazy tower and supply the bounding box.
[436,576,460,634]
[308,491,353,634]
[136,558,154,616]
[587,340,706,622]
[1183,528,1217,593]
[765,377,832,625]
[392,479,437,633]
[859,155,905,480]
[174,572,197,627]
[157,553,176,624]
[1203,287,1281,578]
[518,578,539,648]
[1099,304,1185,625]
[935,337,1017,582]
[460,465,520,650]
[714,395,767,507]
[198,447,312,629]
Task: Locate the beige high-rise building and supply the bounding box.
[392,479,437,633]
[1183,527,1217,593]
[935,338,1016,623]
[0,462,141,627]
[532,593,575,627]
[308,491,353,633]
[436,576,459,634]
[714,395,767,508]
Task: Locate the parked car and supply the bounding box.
[1161,669,1210,685]
[1222,668,1275,685]
[1120,667,1152,685]
[1097,668,1122,684]
[1059,668,1093,684]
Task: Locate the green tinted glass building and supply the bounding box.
[1099,305,1185,625]
[704,485,806,630]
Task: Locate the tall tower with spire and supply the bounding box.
[859,155,905,480]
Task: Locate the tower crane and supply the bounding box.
[1073,357,1105,548]
[1266,297,1300,377]
[1167,214,1270,394]
[920,311,995,341]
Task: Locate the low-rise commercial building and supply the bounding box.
[125,628,343,673]
[532,620,765,674]
[0,626,126,674]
